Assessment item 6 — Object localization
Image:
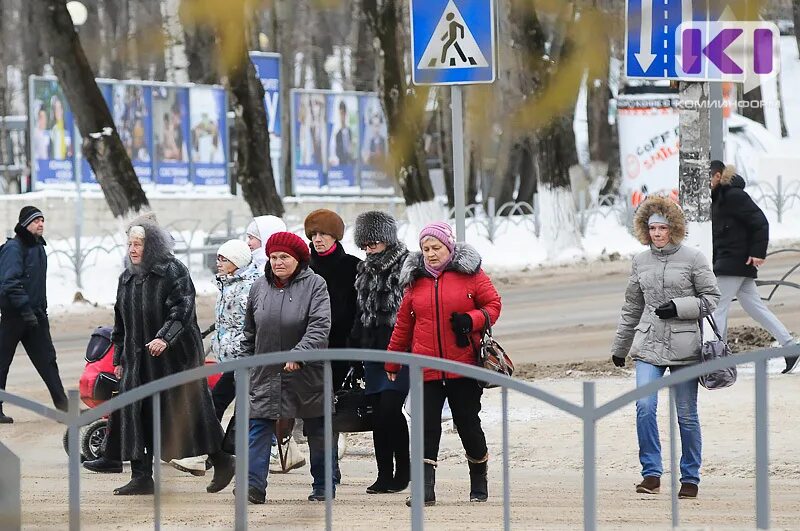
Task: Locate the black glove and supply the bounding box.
[21,311,39,330]
[450,312,473,348]
[612,355,626,368]
[654,301,678,320]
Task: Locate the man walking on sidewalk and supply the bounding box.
[709,161,799,374]
[0,206,68,423]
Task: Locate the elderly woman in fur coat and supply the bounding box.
[385,222,502,507]
[349,211,410,494]
[611,196,720,500]
[107,218,234,496]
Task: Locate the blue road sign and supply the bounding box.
[410,0,496,85]
[625,0,727,80]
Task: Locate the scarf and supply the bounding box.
[355,243,408,329]
[424,253,454,279]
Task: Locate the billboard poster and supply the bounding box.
[617,94,680,208]
[79,82,113,184]
[189,86,227,186]
[108,83,154,184]
[358,94,394,193]
[30,78,75,185]
[153,85,190,185]
[249,52,282,192]
[325,94,359,190]
[293,91,327,191]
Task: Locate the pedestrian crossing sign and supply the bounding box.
[410,0,496,85]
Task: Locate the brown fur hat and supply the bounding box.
[304,209,345,241]
[633,195,686,246]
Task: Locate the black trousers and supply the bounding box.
[423,378,487,463]
[0,313,67,411]
[369,390,409,480]
[212,371,236,421]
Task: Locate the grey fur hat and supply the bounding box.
[353,210,399,249]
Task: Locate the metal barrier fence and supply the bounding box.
[1,344,799,530]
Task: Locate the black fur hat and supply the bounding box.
[353,211,399,249]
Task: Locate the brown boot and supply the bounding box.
[635,476,660,494]
[678,483,698,499]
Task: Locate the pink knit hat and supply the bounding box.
[419,222,456,253]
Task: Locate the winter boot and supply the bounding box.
[206,451,236,493]
[113,476,155,496]
[83,456,123,473]
[467,453,489,502]
[0,405,13,424]
[387,450,410,493]
[170,455,207,476]
[405,461,436,507]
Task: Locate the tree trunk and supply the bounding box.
[739,84,766,127]
[439,88,455,209]
[350,0,377,92]
[776,69,789,138]
[22,1,48,81]
[793,0,800,59]
[273,0,296,195]
[37,0,148,217]
[363,0,435,216]
[516,138,537,204]
[181,0,219,86]
[162,0,189,83]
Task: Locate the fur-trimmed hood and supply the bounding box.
[124,220,175,275]
[719,164,746,189]
[400,242,482,286]
[633,195,686,246]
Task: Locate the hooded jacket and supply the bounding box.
[0,223,48,317]
[106,220,222,461]
[250,215,287,271]
[211,263,261,363]
[611,196,721,366]
[711,168,769,278]
[241,265,332,420]
[385,243,502,382]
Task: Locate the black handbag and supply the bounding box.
[475,308,514,389]
[332,367,374,433]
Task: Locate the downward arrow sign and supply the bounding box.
[702,28,743,74]
[635,0,657,71]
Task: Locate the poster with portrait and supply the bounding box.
[189,86,227,186]
[292,91,327,191]
[325,94,358,190]
[30,78,76,185]
[153,85,190,185]
[358,94,394,194]
[77,82,113,185]
[249,52,283,194]
[107,83,154,184]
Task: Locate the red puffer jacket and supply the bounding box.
[385,243,501,382]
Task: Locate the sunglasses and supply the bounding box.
[360,242,381,251]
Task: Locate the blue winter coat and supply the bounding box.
[0,225,48,317]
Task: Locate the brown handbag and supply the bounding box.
[476,308,514,388]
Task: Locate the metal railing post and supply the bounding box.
[668,386,679,528]
[324,361,333,531]
[776,175,783,223]
[502,386,511,531]
[68,389,81,531]
[582,382,596,531]
[152,394,162,531]
[226,210,234,237]
[755,358,770,529]
[409,364,425,531]
[234,368,250,531]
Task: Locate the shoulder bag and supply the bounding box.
[475,308,514,388]
[698,301,737,390]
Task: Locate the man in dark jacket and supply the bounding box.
[0,206,68,423]
[709,161,798,374]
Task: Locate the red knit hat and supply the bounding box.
[266,231,310,264]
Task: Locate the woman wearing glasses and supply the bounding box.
[349,211,410,494]
[242,231,334,504]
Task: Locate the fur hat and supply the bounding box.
[18,206,44,227]
[266,231,311,264]
[217,239,252,269]
[304,209,345,241]
[127,211,159,231]
[634,196,686,246]
[353,211,399,249]
[419,221,456,253]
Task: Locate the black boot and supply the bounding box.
[0,405,13,424]
[206,451,236,493]
[83,456,123,473]
[405,462,436,507]
[387,448,410,493]
[468,459,488,502]
[113,476,154,495]
[368,425,395,494]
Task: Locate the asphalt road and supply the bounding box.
[4,252,799,406]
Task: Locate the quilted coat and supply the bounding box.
[611,196,721,366]
[385,243,502,382]
[211,262,261,362]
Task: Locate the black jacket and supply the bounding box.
[0,224,48,317]
[711,174,769,278]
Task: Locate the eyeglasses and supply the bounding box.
[360,242,381,251]
[216,256,230,263]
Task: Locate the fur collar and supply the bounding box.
[14,224,46,247]
[359,242,408,275]
[400,242,482,286]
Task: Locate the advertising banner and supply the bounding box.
[109,82,154,184]
[189,86,227,186]
[358,94,394,193]
[79,82,113,184]
[30,78,75,185]
[617,94,680,207]
[325,93,358,190]
[153,85,191,185]
[249,52,283,193]
[293,91,327,191]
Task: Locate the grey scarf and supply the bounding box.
[355,242,409,329]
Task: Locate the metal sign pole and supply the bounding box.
[452,86,466,242]
[709,82,724,160]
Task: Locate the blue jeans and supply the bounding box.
[635,361,701,485]
[248,419,276,494]
[303,416,338,492]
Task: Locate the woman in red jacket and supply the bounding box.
[385,222,501,507]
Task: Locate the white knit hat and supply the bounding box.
[217,239,252,269]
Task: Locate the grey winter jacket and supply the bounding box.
[611,243,721,366]
[241,266,332,419]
